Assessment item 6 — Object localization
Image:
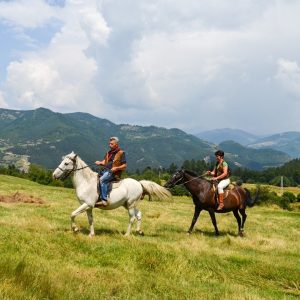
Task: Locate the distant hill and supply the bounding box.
[247,132,300,158]
[219,141,291,170]
[0,108,292,171]
[0,108,214,171]
[195,128,260,146]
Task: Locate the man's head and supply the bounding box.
[215,150,224,158]
[109,136,119,150]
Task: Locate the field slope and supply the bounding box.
[0,175,299,299]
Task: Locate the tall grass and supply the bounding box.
[0,174,299,299]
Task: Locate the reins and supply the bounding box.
[168,172,212,188]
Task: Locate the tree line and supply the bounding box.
[1,158,300,187]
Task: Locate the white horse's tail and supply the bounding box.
[139,180,172,201]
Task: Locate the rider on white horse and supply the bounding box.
[95,137,127,206]
[53,152,171,236]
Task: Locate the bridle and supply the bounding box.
[57,156,92,179]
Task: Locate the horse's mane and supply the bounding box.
[183,169,199,177]
[75,155,96,179]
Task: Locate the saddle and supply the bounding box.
[97,178,122,197]
[212,182,234,203]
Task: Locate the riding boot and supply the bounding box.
[217,193,224,210]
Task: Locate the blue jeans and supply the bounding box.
[99,170,114,201]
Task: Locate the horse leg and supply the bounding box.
[125,207,136,236]
[86,208,95,237]
[239,208,247,236]
[208,209,220,236]
[233,209,242,236]
[135,208,144,236]
[188,206,202,234]
[70,203,90,233]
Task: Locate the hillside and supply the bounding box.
[247,131,300,158]
[0,108,292,171]
[0,108,214,171]
[219,140,291,170]
[195,128,261,146]
[195,128,300,159]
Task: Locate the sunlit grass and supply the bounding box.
[245,183,300,195]
[0,175,299,299]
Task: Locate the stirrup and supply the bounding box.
[217,203,224,210]
[95,200,108,207]
[101,200,108,206]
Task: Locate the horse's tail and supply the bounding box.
[244,187,260,207]
[139,180,172,201]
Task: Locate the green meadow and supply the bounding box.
[0,174,299,300]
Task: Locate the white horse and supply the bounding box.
[52,152,171,236]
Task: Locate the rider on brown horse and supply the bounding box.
[206,150,230,211]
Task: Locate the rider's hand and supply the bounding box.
[95,161,102,166]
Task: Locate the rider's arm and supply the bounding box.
[111,163,127,173]
[206,168,215,176]
[95,159,105,166]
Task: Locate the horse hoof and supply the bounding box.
[89,233,95,238]
[136,230,144,236]
[187,231,192,235]
[72,227,79,233]
[238,231,244,237]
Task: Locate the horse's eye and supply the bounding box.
[64,162,69,166]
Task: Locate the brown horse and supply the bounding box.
[164,169,258,236]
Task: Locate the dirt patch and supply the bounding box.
[0,192,44,204]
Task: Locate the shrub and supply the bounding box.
[282,192,296,203]
[278,196,291,210]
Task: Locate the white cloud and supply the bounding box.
[0,91,8,108]
[0,0,58,28]
[1,0,300,134]
[275,59,300,98]
[1,0,110,113]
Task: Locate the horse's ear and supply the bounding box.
[70,151,77,158]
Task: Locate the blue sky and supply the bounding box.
[1,0,300,135]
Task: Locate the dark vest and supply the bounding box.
[104,149,125,179]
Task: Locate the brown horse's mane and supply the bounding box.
[183,169,198,177]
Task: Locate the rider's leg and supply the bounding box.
[100,170,114,202]
[217,179,230,210]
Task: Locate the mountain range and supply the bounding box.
[196,128,261,146]
[0,108,295,172]
[196,128,300,158]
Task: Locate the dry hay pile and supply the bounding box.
[0,192,44,204]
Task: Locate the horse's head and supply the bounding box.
[52,151,77,180]
[164,169,185,189]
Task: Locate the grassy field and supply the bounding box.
[244,183,300,196]
[0,174,299,300]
